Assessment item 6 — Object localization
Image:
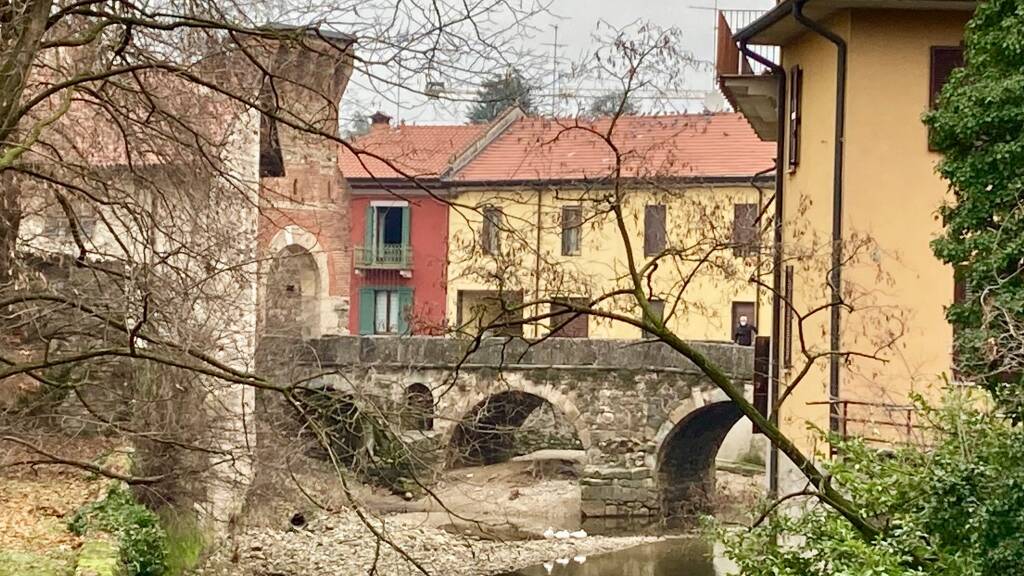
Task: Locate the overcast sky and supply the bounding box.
[338,0,773,128]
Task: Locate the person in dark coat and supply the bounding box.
[733,315,757,346]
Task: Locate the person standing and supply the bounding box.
[733,315,757,346]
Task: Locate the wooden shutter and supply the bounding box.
[644,205,666,256]
[561,206,582,256]
[397,287,414,335]
[788,66,802,169]
[753,335,770,434]
[784,265,794,368]
[550,298,589,338]
[481,206,501,255]
[358,287,375,335]
[642,299,665,339]
[930,46,964,109]
[930,46,965,150]
[400,206,411,246]
[732,203,759,257]
[364,205,375,258]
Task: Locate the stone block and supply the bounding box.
[580,499,605,518]
[580,477,611,486]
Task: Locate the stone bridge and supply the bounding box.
[265,335,756,518]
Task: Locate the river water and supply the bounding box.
[499,538,735,576]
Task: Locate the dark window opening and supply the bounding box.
[644,204,666,257]
[376,207,404,247]
[258,76,285,177]
[731,301,757,346]
[404,383,434,431]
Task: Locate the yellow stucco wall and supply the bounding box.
[446,184,771,341]
[777,9,968,453]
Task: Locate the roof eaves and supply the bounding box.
[734,0,795,43]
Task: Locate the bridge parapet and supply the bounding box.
[301,335,753,377]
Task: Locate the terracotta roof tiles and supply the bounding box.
[453,113,775,182]
[339,124,487,180]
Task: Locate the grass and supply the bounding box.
[0,549,76,576]
[159,509,206,576]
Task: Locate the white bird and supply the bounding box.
[543,561,554,574]
[556,557,570,566]
[542,527,556,539]
[553,530,571,539]
[573,555,587,564]
[569,529,587,539]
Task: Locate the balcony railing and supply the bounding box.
[355,244,413,270]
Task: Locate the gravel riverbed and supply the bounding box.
[197,510,659,576]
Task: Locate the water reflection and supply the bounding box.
[503,538,733,576]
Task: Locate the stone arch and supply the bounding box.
[402,383,434,432]
[443,380,589,468]
[653,398,744,517]
[264,225,333,338]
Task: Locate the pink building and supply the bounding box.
[339,112,487,335]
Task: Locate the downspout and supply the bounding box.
[738,41,785,499]
[793,0,847,438]
[534,186,543,339]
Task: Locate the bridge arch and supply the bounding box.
[443,380,589,467]
[653,396,744,517]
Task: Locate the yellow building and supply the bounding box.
[444,113,777,342]
[719,1,974,488]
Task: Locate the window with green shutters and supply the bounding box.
[358,286,414,335]
[362,204,411,267]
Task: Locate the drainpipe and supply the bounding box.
[738,41,785,499]
[793,0,847,438]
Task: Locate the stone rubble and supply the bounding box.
[197,510,658,576]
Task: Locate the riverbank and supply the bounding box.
[197,510,659,576]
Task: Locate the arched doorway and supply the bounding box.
[656,401,743,517]
[265,245,320,338]
[447,390,583,468]
[402,383,434,432]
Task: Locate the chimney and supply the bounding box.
[370,111,392,130]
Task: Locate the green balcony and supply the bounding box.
[355,244,413,270]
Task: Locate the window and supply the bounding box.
[788,65,802,169]
[784,266,794,368]
[642,299,665,339]
[258,76,285,177]
[550,297,589,338]
[929,46,965,150]
[561,205,582,256]
[643,204,666,256]
[481,206,503,255]
[358,287,413,335]
[363,203,410,265]
[403,383,434,431]
[732,203,759,257]
[374,290,400,334]
[731,301,756,346]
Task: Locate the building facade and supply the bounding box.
[719,1,974,487]
[445,114,776,342]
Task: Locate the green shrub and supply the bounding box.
[70,485,168,576]
[159,509,205,576]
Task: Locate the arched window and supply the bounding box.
[404,383,433,431]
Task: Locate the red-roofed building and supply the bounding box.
[339,109,776,341]
[340,109,522,335]
[445,112,776,341]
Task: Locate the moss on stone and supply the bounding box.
[0,549,76,576]
[74,539,120,576]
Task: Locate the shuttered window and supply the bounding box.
[732,203,759,257]
[643,205,666,256]
[929,46,965,150]
[788,66,802,169]
[550,297,589,338]
[561,205,582,256]
[481,206,503,255]
[784,265,794,368]
[642,299,665,339]
[358,286,413,335]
